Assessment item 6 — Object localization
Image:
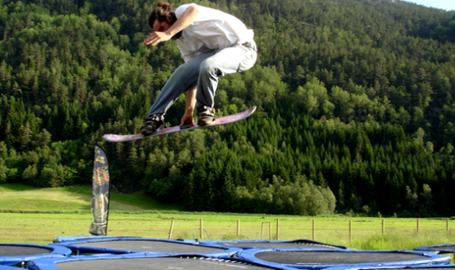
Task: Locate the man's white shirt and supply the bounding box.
[175,3,255,62]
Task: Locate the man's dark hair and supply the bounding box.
[148,1,177,28]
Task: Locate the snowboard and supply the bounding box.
[103,106,256,143]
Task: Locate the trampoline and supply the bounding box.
[200,239,347,250]
[53,236,239,257]
[415,244,455,254]
[53,235,194,244]
[235,248,451,269]
[0,266,24,270]
[325,265,455,270]
[28,254,291,270]
[0,244,71,267]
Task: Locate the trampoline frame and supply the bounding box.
[52,236,240,257]
[0,244,71,266]
[415,244,455,254]
[325,264,455,270]
[28,253,292,270]
[53,236,194,244]
[199,239,347,250]
[235,248,451,269]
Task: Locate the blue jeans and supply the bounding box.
[147,42,257,116]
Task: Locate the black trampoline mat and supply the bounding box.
[221,242,339,249]
[73,241,222,253]
[256,251,427,264]
[57,257,272,270]
[0,245,51,256]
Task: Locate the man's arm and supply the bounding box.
[180,86,197,126]
[184,86,197,114]
[145,4,200,46]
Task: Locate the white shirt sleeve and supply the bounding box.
[175,3,197,19]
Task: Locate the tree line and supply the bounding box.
[0,0,454,216]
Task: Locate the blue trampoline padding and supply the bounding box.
[199,239,347,250]
[415,244,455,254]
[234,248,451,269]
[53,236,194,244]
[325,264,455,270]
[52,236,240,257]
[28,253,293,270]
[0,244,71,266]
[28,253,169,270]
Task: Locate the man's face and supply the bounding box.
[153,20,171,32]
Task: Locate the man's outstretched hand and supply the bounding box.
[144,31,172,46]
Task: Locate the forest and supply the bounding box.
[0,0,454,216]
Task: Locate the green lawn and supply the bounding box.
[0,184,454,252]
[0,184,181,212]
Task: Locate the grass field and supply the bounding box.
[0,184,454,252]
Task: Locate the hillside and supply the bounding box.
[0,0,454,216]
[0,184,180,212]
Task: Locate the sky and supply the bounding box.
[402,0,455,11]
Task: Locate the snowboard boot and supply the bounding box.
[197,106,215,126]
[141,114,164,136]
